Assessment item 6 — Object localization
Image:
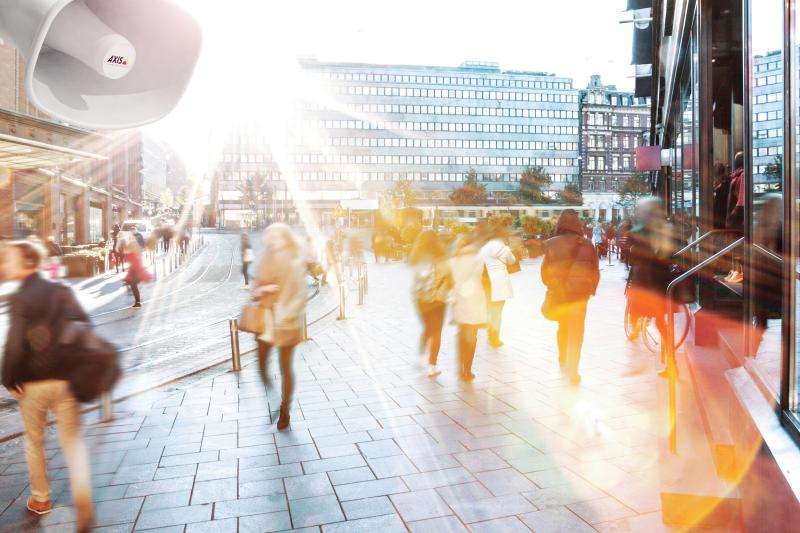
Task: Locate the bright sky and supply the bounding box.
[145,0,635,176]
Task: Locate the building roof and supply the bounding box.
[298,57,571,82]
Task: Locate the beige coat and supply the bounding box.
[448,244,488,326]
[255,244,307,346]
[480,238,515,302]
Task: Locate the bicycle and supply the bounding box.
[624,296,691,354]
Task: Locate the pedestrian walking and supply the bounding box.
[241,231,253,288]
[592,223,604,259]
[253,223,308,430]
[479,226,516,348]
[110,223,123,273]
[122,237,151,308]
[449,233,488,381]
[410,231,453,377]
[541,209,600,385]
[626,197,677,377]
[0,241,94,531]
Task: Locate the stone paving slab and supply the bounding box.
[0,258,692,532]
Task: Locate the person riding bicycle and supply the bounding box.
[626,197,677,377]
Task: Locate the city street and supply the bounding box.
[0,256,700,532]
[0,231,338,441]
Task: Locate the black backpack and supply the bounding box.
[53,287,120,402]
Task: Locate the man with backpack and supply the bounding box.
[1,241,94,531]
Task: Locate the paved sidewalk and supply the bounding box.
[0,258,678,532]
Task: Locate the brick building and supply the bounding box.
[0,41,144,243]
[579,75,650,221]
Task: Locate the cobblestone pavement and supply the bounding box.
[0,256,682,532]
[0,231,337,440]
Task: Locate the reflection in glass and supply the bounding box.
[748,0,783,395]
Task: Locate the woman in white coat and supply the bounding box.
[449,233,488,381]
[479,226,517,348]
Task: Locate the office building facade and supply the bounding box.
[293,59,581,202]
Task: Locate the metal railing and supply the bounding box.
[664,236,744,453]
[673,229,741,259]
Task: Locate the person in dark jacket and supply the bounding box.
[541,210,600,385]
[726,152,745,233]
[752,194,783,354]
[0,241,93,530]
[110,223,123,272]
[626,197,678,376]
[712,162,730,230]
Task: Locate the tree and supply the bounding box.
[617,172,651,210]
[444,219,471,236]
[519,166,552,203]
[558,183,583,206]
[488,212,514,232]
[382,179,417,208]
[159,188,175,213]
[237,174,271,227]
[449,169,487,205]
[521,215,555,239]
[764,155,782,185]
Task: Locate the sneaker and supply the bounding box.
[461,371,476,382]
[132,303,142,308]
[489,339,505,348]
[277,405,290,430]
[26,496,51,515]
[427,365,442,377]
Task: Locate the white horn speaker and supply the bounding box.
[0,0,202,130]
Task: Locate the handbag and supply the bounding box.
[541,239,583,321]
[58,321,120,402]
[239,303,265,333]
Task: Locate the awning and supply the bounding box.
[0,133,106,170]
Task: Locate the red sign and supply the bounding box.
[635,146,661,171]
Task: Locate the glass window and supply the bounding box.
[748,0,784,397]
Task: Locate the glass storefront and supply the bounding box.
[89,204,103,242]
[746,0,784,397]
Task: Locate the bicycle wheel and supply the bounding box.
[641,305,692,353]
[623,299,641,341]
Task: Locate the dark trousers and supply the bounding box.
[130,281,141,305]
[487,300,505,343]
[417,301,446,365]
[242,263,250,286]
[258,341,295,409]
[458,324,479,375]
[556,300,588,379]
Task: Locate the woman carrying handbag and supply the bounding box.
[243,223,308,430]
[541,210,599,385]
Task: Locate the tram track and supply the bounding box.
[90,235,238,324]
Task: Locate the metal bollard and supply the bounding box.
[358,271,364,305]
[337,285,346,320]
[229,319,242,371]
[100,393,112,422]
[302,312,308,341]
